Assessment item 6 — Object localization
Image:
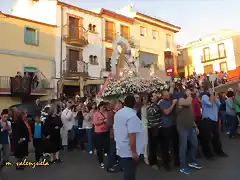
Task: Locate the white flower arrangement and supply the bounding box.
[101,75,169,99]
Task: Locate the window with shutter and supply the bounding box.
[166,34,171,49]
[120,25,130,41]
[105,48,113,71]
[140,27,146,36]
[69,16,80,39]
[24,27,39,45]
[220,62,227,72]
[105,21,115,41]
[68,49,80,72]
[152,30,158,40]
[203,47,210,61]
[218,43,226,58]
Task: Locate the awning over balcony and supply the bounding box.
[24,67,37,73]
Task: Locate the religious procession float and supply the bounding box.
[98,35,169,100]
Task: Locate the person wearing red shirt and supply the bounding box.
[192,94,202,124]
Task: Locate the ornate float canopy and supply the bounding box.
[99,34,169,99]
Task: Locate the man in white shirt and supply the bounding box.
[61,102,73,147]
[114,95,144,180]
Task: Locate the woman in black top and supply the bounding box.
[11,113,29,170]
[44,107,63,163]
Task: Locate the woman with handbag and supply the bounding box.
[93,101,109,169]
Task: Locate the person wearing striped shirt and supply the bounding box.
[146,93,162,170]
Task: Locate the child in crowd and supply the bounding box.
[31,116,44,162]
[0,109,11,169]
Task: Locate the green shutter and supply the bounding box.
[24,26,38,45]
[24,26,28,44]
[36,29,39,45]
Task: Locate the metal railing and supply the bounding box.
[0,76,10,88]
[63,60,88,74]
[0,76,50,90]
[62,24,88,43]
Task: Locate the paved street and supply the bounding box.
[2,136,240,180]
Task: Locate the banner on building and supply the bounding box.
[164,51,174,76]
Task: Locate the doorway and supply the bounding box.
[204,64,213,74]
[69,16,81,39]
[62,85,79,98]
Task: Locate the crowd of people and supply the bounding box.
[171,71,228,92]
[0,80,239,180]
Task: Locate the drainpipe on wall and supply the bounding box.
[101,16,104,79]
[58,5,63,97]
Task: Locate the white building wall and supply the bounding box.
[12,0,57,25]
[191,38,236,74]
[60,7,103,78]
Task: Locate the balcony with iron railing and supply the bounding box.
[62,59,89,78]
[0,76,51,95]
[62,24,88,47]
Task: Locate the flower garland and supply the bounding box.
[102,76,169,99]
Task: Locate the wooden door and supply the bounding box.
[120,25,129,40]
[68,49,79,72]
[204,64,213,74]
[69,16,79,39]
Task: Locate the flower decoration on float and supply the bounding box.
[101,73,169,99]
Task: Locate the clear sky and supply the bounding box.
[1,0,239,44]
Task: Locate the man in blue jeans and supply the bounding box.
[177,89,203,174]
[114,95,144,180]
